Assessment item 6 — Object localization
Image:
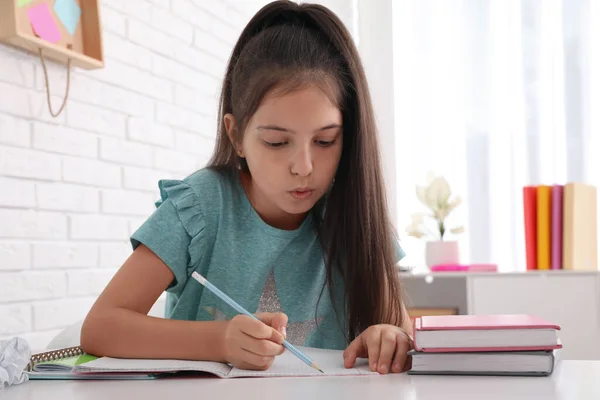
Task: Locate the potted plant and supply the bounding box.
[405,172,465,267]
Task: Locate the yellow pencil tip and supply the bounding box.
[310,362,324,373]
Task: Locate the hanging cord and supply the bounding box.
[38,48,71,118]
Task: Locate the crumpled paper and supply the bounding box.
[0,337,31,387]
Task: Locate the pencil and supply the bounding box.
[191,272,324,373]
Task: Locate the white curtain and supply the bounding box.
[392,0,600,272]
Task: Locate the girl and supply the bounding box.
[81,0,414,375]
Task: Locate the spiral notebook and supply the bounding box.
[27,346,97,371]
[26,346,376,380]
[26,346,156,380]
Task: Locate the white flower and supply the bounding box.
[450,226,465,234]
[406,213,426,238]
[416,174,451,213]
[406,227,425,239]
[409,212,425,225]
[416,186,431,209]
[428,176,451,209]
[407,172,465,240]
[434,208,448,221]
[447,196,462,213]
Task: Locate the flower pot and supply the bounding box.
[425,240,460,267]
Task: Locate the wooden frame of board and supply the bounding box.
[0,0,103,70]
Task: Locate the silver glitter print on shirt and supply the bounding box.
[256,270,322,346]
[204,270,322,346]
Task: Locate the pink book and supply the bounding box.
[413,314,562,352]
[551,185,563,269]
[430,263,497,272]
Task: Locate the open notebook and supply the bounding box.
[26,346,376,380]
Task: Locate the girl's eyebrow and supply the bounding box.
[256,123,342,133]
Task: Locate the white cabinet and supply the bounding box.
[400,271,600,360]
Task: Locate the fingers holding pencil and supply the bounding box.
[191,272,321,372]
[222,313,287,370]
[255,312,288,340]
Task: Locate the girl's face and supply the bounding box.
[225,84,343,229]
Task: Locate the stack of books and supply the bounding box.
[408,314,562,376]
[523,182,597,271]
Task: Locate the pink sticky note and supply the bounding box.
[27,3,61,44]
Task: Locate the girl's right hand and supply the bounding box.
[222,312,288,370]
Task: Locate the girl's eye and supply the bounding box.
[316,140,336,146]
[264,141,286,148]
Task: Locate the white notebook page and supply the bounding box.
[73,346,377,378]
[229,346,376,377]
[74,357,232,377]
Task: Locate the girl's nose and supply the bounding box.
[290,147,313,176]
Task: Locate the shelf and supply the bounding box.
[400,269,600,279]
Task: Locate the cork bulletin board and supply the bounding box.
[0,0,104,117]
[0,0,104,69]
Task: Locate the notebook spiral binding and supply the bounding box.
[26,346,83,372]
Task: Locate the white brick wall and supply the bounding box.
[0,0,355,351]
[0,242,31,271]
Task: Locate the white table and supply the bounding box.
[2,360,599,400]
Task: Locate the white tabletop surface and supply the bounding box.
[2,360,599,400]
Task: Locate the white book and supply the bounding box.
[407,348,561,377]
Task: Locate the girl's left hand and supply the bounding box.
[343,324,413,374]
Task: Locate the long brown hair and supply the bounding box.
[208,0,404,341]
